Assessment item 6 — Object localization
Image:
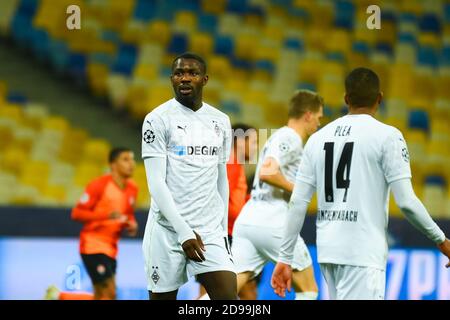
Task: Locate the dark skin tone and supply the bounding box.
[170,58,208,112]
[151,58,237,300]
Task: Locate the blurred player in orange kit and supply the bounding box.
[45,147,139,300]
[199,123,258,300]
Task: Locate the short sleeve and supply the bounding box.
[220,116,232,164]
[142,113,167,159]
[381,129,412,184]
[295,139,317,187]
[265,131,298,167]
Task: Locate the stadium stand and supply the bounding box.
[0,0,449,218]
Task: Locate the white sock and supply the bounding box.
[295,291,318,300]
[198,293,210,300]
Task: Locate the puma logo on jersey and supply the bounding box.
[177,125,187,134]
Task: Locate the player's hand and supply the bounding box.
[109,211,128,223]
[437,238,450,268]
[125,220,138,237]
[182,231,206,262]
[271,262,292,298]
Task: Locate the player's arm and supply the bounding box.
[71,181,122,223]
[391,178,449,267]
[218,163,229,238]
[383,130,449,267]
[272,180,315,297]
[124,191,138,237]
[144,157,205,261]
[259,157,294,193]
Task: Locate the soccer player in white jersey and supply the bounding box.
[272,68,450,300]
[232,90,323,300]
[141,53,236,300]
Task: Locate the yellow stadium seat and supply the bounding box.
[42,185,67,204]
[121,20,146,45]
[87,62,109,97]
[0,147,27,176]
[234,33,258,60]
[325,29,351,56]
[19,160,50,191]
[41,116,70,133]
[144,21,171,47]
[107,73,130,110]
[73,162,105,187]
[405,129,427,164]
[423,183,446,218]
[173,11,197,33]
[59,128,89,165]
[189,33,214,58]
[48,161,75,188]
[0,124,14,150]
[208,55,232,80]
[133,63,158,82]
[0,103,23,123]
[201,0,227,14]
[83,139,111,166]
[10,184,40,206]
[126,81,152,119]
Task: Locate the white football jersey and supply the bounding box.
[235,126,303,229]
[296,114,412,269]
[142,98,232,237]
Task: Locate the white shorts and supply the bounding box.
[142,217,235,293]
[232,224,312,278]
[320,263,386,300]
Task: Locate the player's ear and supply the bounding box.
[377,92,383,105]
[344,93,349,106]
[202,74,209,86]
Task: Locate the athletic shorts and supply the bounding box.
[232,224,312,278]
[142,218,235,293]
[81,253,116,285]
[320,263,386,300]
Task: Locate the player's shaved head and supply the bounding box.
[345,68,380,108]
[172,52,207,74]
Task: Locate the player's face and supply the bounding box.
[171,58,208,107]
[307,106,323,135]
[112,151,135,178]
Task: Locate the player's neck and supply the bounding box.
[348,106,376,116]
[111,172,127,189]
[287,119,308,142]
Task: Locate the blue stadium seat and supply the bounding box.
[334,0,355,30]
[254,60,275,75]
[133,0,157,22]
[68,53,87,80]
[231,57,252,71]
[198,13,218,33]
[297,82,317,92]
[31,28,50,62]
[398,32,417,46]
[271,0,292,10]
[441,46,450,66]
[399,12,417,24]
[7,91,27,104]
[408,110,430,133]
[417,46,438,68]
[419,13,441,34]
[445,3,450,23]
[227,0,249,14]
[424,175,447,188]
[221,100,241,116]
[381,11,397,23]
[48,40,70,73]
[171,0,200,12]
[111,44,137,76]
[167,33,188,55]
[352,41,370,55]
[90,52,114,66]
[214,35,235,57]
[16,0,39,17]
[10,13,34,48]
[284,38,304,51]
[101,30,120,45]
[326,52,346,63]
[375,42,394,57]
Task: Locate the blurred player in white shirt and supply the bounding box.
[232,90,323,300]
[272,68,450,300]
